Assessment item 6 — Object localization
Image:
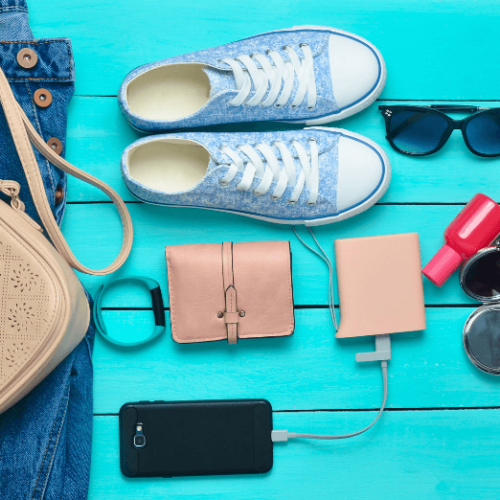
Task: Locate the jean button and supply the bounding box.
[16,48,38,69]
[34,89,53,108]
[47,137,63,155]
[55,186,64,206]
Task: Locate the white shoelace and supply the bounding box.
[222,44,317,110]
[219,139,319,205]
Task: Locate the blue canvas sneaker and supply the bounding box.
[119,26,386,132]
[121,128,391,226]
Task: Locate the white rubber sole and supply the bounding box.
[272,25,387,125]
[131,127,391,227]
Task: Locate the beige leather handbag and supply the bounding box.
[0,67,133,414]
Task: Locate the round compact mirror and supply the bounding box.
[460,245,500,302]
[464,306,500,375]
[461,245,500,375]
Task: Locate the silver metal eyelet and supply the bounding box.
[287,199,297,205]
[309,137,318,143]
[252,190,263,197]
[306,201,316,207]
[299,43,309,48]
[220,180,230,187]
[307,105,315,111]
[271,195,280,201]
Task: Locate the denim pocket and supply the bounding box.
[0,38,75,224]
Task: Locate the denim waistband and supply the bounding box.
[0,39,75,81]
[0,0,27,12]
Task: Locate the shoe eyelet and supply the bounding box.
[271,195,280,201]
[275,103,282,108]
[220,180,230,187]
[306,202,316,207]
[299,43,309,48]
[309,138,318,144]
[282,45,290,51]
[307,105,315,111]
[291,104,298,109]
[287,200,297,205]
[252,190,263,197]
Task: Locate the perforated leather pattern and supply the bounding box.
[0,220,58,390]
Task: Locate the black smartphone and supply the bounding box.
[119,399,273,478]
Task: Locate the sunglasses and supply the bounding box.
[460,243,500,374]
[379,105,500,157]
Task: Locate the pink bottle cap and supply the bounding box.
[422,244,463,287]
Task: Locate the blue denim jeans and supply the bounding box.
[0,2,94,499]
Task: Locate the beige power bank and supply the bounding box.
[335,233,426,338]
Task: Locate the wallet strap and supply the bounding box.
[222,241,239,344]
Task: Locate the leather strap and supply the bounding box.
[0,66,133,275]
[222,241,238,344]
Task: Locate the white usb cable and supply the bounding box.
[280,227,392,442]
[272,359,388,442]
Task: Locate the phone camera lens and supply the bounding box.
[134,436,145,447]
[133,423,146,449]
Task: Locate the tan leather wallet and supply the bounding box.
[165,241,294,344]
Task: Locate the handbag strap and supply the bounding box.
[0,66,133,276]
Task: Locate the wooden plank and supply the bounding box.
[28,1,500,100]
[89,410,500,499]
[92,308,492,414]
[62,203,477,305]
[65,97,500,204]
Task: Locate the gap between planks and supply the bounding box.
[93,406,500,417]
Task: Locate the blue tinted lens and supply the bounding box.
[466,113,500,155]
[388,110,449,154]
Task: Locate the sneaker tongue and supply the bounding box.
[203,65,236,97]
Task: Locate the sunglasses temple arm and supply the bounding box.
[429,105,489,113]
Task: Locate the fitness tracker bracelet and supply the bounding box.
[93,276,166,346]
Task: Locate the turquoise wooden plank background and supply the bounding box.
[26,0,500,498]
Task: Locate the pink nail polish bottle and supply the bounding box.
[423,193,500,287]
